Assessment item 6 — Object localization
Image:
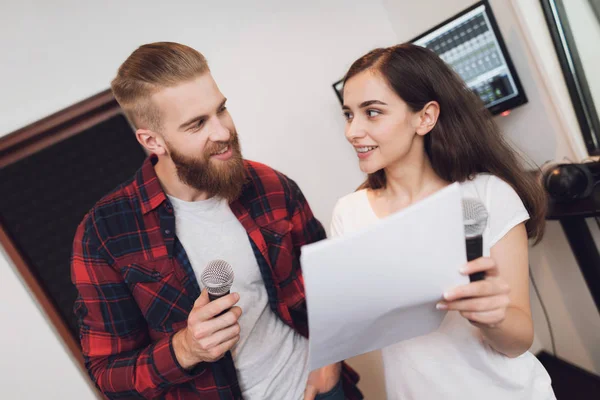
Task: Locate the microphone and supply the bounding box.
[200,260,235,302]
[462,198,489,282]
[199,260,238,388]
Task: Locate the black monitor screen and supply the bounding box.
[411,1,527,114]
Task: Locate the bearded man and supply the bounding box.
[71,42,361,400]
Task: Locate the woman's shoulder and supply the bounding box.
[461,173,518,200]
[331,189,372,236]
[463,172,498,187]
[333,189,368,215]
[462,174,529,247]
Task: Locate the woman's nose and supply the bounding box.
[345,120,366,142]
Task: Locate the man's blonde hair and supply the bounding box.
[111,42,210,131]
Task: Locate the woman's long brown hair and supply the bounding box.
[344,44,546,243]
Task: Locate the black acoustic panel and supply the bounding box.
[0,114,146,342]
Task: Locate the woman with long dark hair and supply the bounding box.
[331,44,554,399]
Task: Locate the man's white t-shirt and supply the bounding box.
[168,195,308,400]
[331,174,555,400]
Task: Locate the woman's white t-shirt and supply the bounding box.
[331,174,555,400]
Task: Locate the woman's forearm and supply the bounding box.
[479,306,533,358]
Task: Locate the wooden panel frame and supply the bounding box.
[0,89,121,370]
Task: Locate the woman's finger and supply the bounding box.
[460,309,506,326]
[443,278,510,301]
[459,257,498,277]
[437,294,509,312]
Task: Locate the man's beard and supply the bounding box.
[168,132,246,202]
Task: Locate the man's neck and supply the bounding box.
[154,156,212,202]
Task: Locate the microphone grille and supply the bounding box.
[462,198,488,238]
[200,260,234,296]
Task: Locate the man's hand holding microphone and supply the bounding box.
[173,260,241,369]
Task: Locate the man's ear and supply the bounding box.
[136,129,167,156]
[415,101,440,136]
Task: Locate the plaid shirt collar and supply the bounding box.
[136,154,169,215]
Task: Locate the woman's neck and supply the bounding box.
[370,152,449,217]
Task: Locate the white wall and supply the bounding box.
[3,0,600,398]
[0,0,402,230]
[0,249,97,398]
[0,0,397,398]
[512,0,600,375]
[382,0,600,375]
[381,0,587,165]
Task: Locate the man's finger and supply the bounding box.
[196,292,240,321]
[211,335,240,359]
[189,307,242,338]
[193,290,210,309]
[200,323,241,349]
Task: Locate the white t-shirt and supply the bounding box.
[331,174,555,400]
[168,195,308,400]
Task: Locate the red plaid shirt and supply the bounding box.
[72,155,361,399]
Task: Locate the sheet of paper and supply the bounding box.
[301,183,469,371]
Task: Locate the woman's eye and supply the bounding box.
[218,106,227,113]
[367,109,381,118]
[343,112,353,121]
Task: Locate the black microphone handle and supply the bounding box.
[205,288,239,397]
[207,290,231,316]
[466,235,485,282]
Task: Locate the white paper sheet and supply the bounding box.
[301,183,469,371]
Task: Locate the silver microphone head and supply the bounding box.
[462,198,488,238]
[200,260,234,297]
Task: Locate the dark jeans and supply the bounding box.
[314,379,344,400]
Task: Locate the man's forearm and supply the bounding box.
[87,332,201,399]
